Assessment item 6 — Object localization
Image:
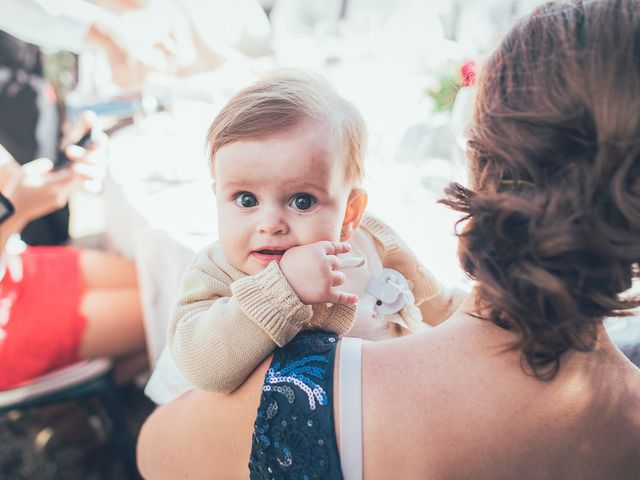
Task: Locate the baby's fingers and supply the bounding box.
[328,289,358,305]
[331,271,346,287]
[324,241,351,256]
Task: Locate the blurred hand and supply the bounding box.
[0,145,21,191]
[92,0,153,15]
[61,112,109,190]
[3,159,79,223]
[86,21,147,88]
[279,241,359,306]
[0,113,109,223]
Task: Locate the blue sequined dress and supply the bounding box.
[248,331,343,480]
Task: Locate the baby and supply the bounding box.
[162,70,464,395]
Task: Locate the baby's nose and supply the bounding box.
[256,208,288,235]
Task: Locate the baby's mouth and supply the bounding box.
[256,249,286,255]
[251,249,288,264]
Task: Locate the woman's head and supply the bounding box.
[443,0,640,378]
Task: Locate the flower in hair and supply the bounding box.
[461,61,477,87]
[428,59,478,111]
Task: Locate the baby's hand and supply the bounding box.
[279,241,358,306]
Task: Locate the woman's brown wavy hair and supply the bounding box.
[441,0,640,379]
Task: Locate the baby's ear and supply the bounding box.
[341,188,368,240]
[211,179,217,193]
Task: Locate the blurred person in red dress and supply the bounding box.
[0,120,147,390]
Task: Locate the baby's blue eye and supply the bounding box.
[235,192,258,208]
[290,193,316,211]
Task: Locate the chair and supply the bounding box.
[0,358,140,479]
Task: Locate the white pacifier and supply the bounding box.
[365,268,413,317]
[339,254,366,269]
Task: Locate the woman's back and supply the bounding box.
[362,312,640,479]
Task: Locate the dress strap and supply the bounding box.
[339,336,363,480]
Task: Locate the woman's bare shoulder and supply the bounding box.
[358,327,471,478]
[358,323,640,479]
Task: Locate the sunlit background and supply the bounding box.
[46,0,550,295]
[5,0,639,397]
[18,0,636,364]
[2,1,640,477]
[60,0,545,361]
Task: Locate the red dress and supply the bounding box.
[0,246,86,390]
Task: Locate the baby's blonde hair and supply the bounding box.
[206,69,366,184]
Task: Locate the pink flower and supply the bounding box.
[460,60,476,87]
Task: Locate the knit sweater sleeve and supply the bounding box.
[168,244,355,393]
[359,213,466,326]
[168,244,312,392]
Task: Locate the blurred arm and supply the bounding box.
[0,0,116,53]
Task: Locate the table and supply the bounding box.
[104,103,220,364]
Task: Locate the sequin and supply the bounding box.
[248,331,343,480]
[259,435,270,447]
[263,384,295,404]
[263,355,329,411]
[276,448,292,467]
[266,401,278,420]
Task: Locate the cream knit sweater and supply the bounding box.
[168,213,462,392]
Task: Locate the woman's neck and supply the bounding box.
[449,287,617,361]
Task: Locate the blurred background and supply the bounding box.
[3,1,639,478]
[23,0,548,288]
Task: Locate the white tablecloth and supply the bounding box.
[104,105,220,364]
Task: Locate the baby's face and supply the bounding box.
[214,121,354,275]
